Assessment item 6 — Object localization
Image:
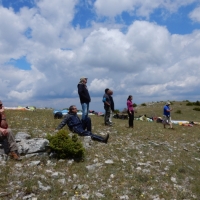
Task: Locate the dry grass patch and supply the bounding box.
[1,101,200,199]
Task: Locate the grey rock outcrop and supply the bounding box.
[0,132,49,156]
[17,137,49,154]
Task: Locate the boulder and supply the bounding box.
[17,137,49,154]
[15,132,31,140]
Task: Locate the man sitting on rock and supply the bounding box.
[56,105,109,143]
[0,100,21,161]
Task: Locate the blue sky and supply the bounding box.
[0,0,200,111]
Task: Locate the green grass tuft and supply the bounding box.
[1,100,200,199]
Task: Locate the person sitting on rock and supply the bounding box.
[56,105,109,143]
[0,100,21,161]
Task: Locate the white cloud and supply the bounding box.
[189,6,200,23]
[36,0,76,27]
[0,0,200,111]
[0,6,28,62]
[78,27,132,72]
[8,90,33,100]
[89,78,115,93]
[94,0,134,17]
[94,0,197,18]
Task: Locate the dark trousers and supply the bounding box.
[73,117,105,142]
[128,111,134,127]
[81,116,91,131]
[1,138,9,154]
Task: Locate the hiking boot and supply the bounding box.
[105,122,112,126]
[9,151,22,161]
[104,133,109,143]
[168,127,175,130]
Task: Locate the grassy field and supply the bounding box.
[1,101,200,199]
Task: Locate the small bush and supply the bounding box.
[193,107,200,111]
[141,103,146,106]
[186,102,193,106]
[194,101,200,106]
[47,129,85,159]
[23,178,38,195]
[133,103,137,107]
[186,101,200,106]
[175,110,182,114]
[114,109,120,113]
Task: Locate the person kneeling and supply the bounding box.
[56,105,109,143]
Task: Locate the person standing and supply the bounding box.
[77,77,91,121]
[109,90,114,124]
[163,101,173,129]
[0,100,21,160]
[127,95,134,128]
[102,89,112,126]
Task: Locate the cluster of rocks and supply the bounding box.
[0,127,199,199]
[0,132,49,160]
[0,132,94,161]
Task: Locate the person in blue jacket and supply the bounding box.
[56,105,109,143]
[163,101,173,129]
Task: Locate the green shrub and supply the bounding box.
[193,107,200,111]
[47,129,85,159]
[186,101,200,106]
[114,109,120,113]
[175,110,182,114]
[133,103,137,107]
[186,102,193,106]
[141,103,146,106]
[194,101,200,106]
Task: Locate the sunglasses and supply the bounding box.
[0,104,2,106]
[72,107,77,110]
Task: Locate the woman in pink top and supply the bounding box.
[127,95,134,128]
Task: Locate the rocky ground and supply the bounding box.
[1,102,200,199]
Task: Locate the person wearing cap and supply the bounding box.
[56,105,109,143]
[77,77,91,122]
[102,88,112,126]
[0,100,21,160]
[162,101,173,129]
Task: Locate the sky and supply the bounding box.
[0,0,200,111]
